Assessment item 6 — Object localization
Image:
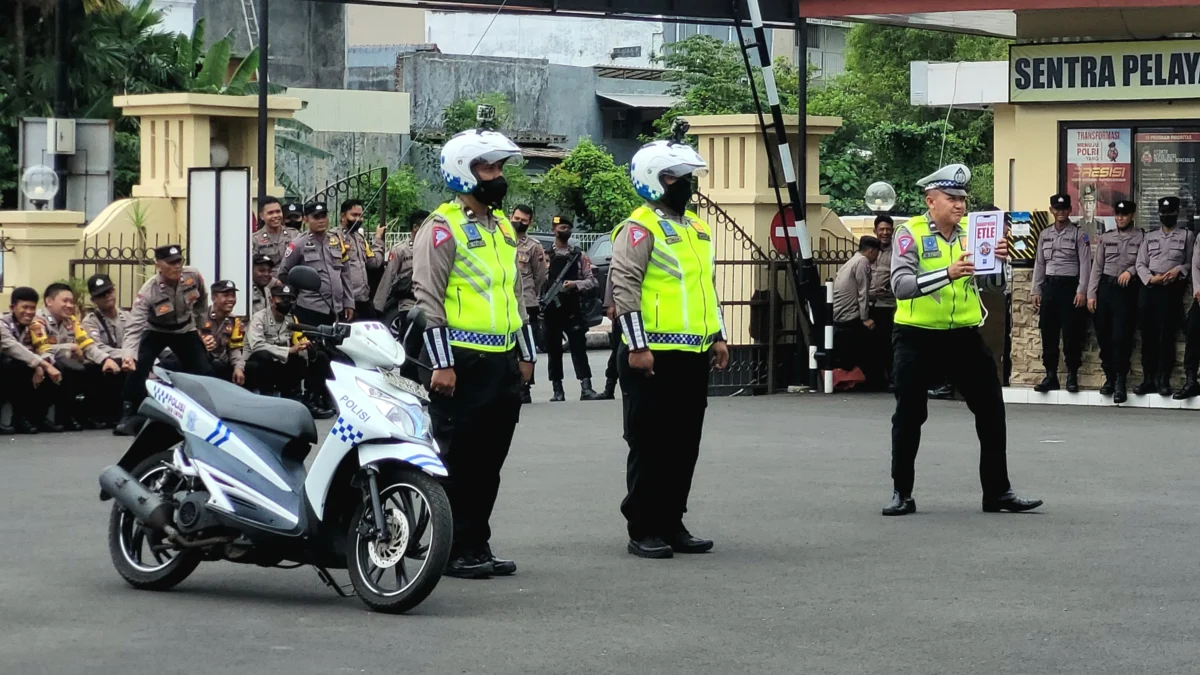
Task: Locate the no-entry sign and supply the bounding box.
[770,208,804,256]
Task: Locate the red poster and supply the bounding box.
[1064,128,1132,238]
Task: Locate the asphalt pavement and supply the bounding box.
[3,358,1200,674]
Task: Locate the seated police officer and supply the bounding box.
[247,283,334,418]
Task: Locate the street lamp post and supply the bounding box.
[257,0,269,208]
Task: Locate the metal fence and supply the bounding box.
[305,167,389,229]
[384,229,605,251]
[69,233,182,310]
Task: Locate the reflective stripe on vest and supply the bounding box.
[434,202,523,352]
[893,215,983,330]
[620,205,721,353]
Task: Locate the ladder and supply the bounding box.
[241,0,260,48]
[732,1,824,383]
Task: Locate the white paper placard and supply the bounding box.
[967,210,1003,275]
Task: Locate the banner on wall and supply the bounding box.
[1011,39,1200,103]
[1135,131,1200,230]
[1064,128,1131,238]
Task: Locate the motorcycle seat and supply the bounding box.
[169,373,318,444]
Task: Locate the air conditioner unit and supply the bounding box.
[47,118,76,155]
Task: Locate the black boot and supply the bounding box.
[594,378,617,400]
[1158,375,1173,398]
[928,384,954,400]
[519,384,532,405]
[113,402,144,437]
[1099,373,1114,396]
[1132,379,1154,396]
[1033,374,1060,393]
[0,420,13,435]
[1113,374,1128,404]
[579,378,599,401]
[12,416,38,435]
[881,491,916,516]
[1065,371,1079,393]
[1173,374,1200,400]
[550,380,565,402]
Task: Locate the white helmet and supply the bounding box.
[440,130,522,194]
[629,140,708,202]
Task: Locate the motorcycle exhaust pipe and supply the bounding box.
[99,465,175,534]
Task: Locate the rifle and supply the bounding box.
[539,250,582,313]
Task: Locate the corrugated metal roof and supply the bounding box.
[595,93,681,109]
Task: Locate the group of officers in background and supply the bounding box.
[1032,193,1197,403]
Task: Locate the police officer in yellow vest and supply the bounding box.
[412,128,535,580]
[610,139,729,559]
[884,164,1043,517]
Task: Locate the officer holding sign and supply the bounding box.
[884,164,1042,517]
[1087,199,1143,403]
[1031,193,1091,394]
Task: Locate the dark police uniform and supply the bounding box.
[1032,193,1091,393]
[543,216,600,402]
[1134,196,1194,396]
[246,284,331,411]
[276,202,355,326]
[884,163,1042,516]
[116,245,213,435]
[1087,200,1143,403]
[1167,197,1200,400]
[200,280,247,383]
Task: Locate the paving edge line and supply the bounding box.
[1003,387,1200,410]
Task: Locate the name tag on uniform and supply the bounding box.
[659,220,682,245]
[690,220,710,241]
[463,223,486,249]
[921,236,940,259]
[499,223,516,247]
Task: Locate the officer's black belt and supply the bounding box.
[1044,275,1080,285]
[148,319,191,331]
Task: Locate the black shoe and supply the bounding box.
[1065,371,1079,393]
[1033,375,1059,393]
[12,417,38,435]
[928,384,954,400]
[479,547,516,576]
[881,491,916,516]
[74,416,100,431]
[627,537,674,559]
[1113,375,1128,404]
[550,380,565,403]
[303,393,336,420]
[0,421,13,435]
[38,419,64,433]
[579,378,600,401]
[982,490,1044,513]
[445,554,494,579]
[664,530,713,554]
[59,418,83,432]
[1132,380,1154,396]
[1158,376,1173,398]
[1099,376,1114,396]
[113,402,143,437]
[595,378,617,400]
[1174,376,1200,400]
[519,385,532,404]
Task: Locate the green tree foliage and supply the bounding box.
[360,164,430,232]
[441,92,513,135]
[657,27,1008,216]
[536,139,640,233]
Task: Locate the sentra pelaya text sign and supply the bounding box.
[1010,40,1200,103]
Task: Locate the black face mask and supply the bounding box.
[472,176,508,210]
[662,178,693,215]
[276,300,294,315]
[1161,214,1179,227]
[515,222,530,234]
[555,229,571,242]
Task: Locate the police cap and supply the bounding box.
[916,164,971,197]
[154,245,183,263]
[252,254,274,267]
[87,273,115,297]
[284,202,302,218]
[1160,196,1181,215]
[272,284,297,298]
[552,215,573,227]
[1050,193,1072,210]
[211,279,238,294]
[304,202,328,217]
[1114,200,1137,215]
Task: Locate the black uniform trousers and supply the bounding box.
[833,320,878,385]
[618,346,709,540]
[354,300,376,321]
[1138,281,1186,382]
[1039,275,1087,374]
[55,356,125,423]
[1094,276,1140,378]
[123,331,214,406]
[869,305,896,387]
[420,346,522,557]
[891,326,1011,500]
[0,356,52,424]
[245,351,329,396]
[159,353,236,383]
[1185,303,1200,377]
[605,318,623,382]
[292,306,338,327]
[49,355,90,423]
[544,307,592,381]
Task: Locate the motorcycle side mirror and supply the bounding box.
[287,265,322,293]
[406,307,428,333]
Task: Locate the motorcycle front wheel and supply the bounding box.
[347,468,452,614]
[106,450,202,591]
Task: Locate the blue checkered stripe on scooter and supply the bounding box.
[331,417,365,443]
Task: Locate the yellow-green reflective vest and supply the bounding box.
[619,205,721,353]
[434,202,523,352]
[893,214,983,330]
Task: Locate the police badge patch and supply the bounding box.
[658,220,682,244]
[921,236,941,259]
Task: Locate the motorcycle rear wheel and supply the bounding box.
[107,450,202,591]
[347,468,452,614]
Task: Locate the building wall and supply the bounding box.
[347,5,425,46]
[425,13,663,68]
[992,100,1200,214]
[194,0,346,89]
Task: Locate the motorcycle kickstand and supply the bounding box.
[313,565,356,598]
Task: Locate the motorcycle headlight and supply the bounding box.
[355,378,432,441]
